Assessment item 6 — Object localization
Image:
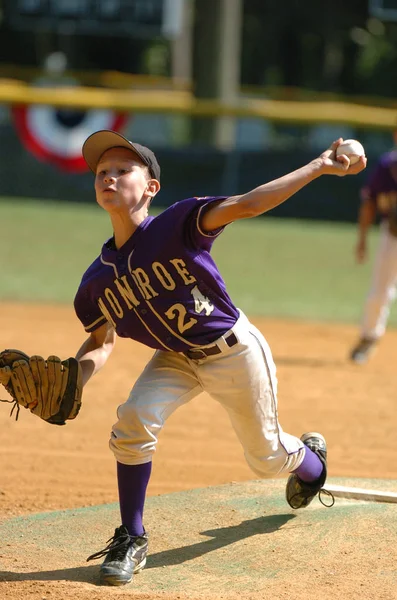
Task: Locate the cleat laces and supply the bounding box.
[87,528,133,562]
[288,487,335,508]
[318,488,335,507]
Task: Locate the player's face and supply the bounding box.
[95,147,151,212]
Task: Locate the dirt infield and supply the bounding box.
[1,302,397,599]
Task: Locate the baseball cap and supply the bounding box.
[82,129,161,181]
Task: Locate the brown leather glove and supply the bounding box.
[0,349,82,425]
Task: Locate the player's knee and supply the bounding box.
[109,432,155,463]
[110,399,160,463]
[245,452,286,478]
[116,396,144,422]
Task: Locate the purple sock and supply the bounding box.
[292,447,324,483]
[117,461,152,536]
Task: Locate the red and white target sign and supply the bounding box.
[12,94,127,173]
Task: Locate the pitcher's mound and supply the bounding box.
[1,478,397,600]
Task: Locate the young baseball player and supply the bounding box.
[74,130,366,586]
[350,130,397,364]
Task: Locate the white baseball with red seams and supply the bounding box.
[336,139,365,165]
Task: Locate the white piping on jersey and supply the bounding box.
[133,291,201,348]
[97,241,206,350]
[128,249,198,348]
[134,310,173,351]
[84,301,173,350]
[127,230,212,349]
[124,248,173,351]
[196,203,224,238]
[100,255,119,278]
[85,315,107,332]
[127,249,135,274]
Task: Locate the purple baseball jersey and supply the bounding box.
[74,197,239,351]
[362,150,397,216]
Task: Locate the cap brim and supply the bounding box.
[82,130,146,173]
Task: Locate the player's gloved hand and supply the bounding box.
[0,349,82,425]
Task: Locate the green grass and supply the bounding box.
[0,196,392,325]
[0,197,111,303]
[214,217,383,323]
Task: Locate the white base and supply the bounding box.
[323,483,397,503]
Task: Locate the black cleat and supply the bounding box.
[350,337,377,364]
[87,525,148,586]
[286,432,328,509]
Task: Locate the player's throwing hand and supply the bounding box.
[317,138,367,176]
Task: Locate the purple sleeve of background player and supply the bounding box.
[361,153,393,204]
[362,163,385,202]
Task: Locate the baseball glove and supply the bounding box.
[0,349,82,425]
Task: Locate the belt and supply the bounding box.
[184,331,238,360]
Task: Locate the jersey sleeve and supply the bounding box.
[183,196,229,251]
[73,281,107,333]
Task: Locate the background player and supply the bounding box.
[350,128,397,364]
[73,130,366,586]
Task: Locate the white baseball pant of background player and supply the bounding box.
[360,221,397,340]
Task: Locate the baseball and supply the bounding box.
[336,139,365,165]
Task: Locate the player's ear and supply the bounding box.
[146,178,160,199]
